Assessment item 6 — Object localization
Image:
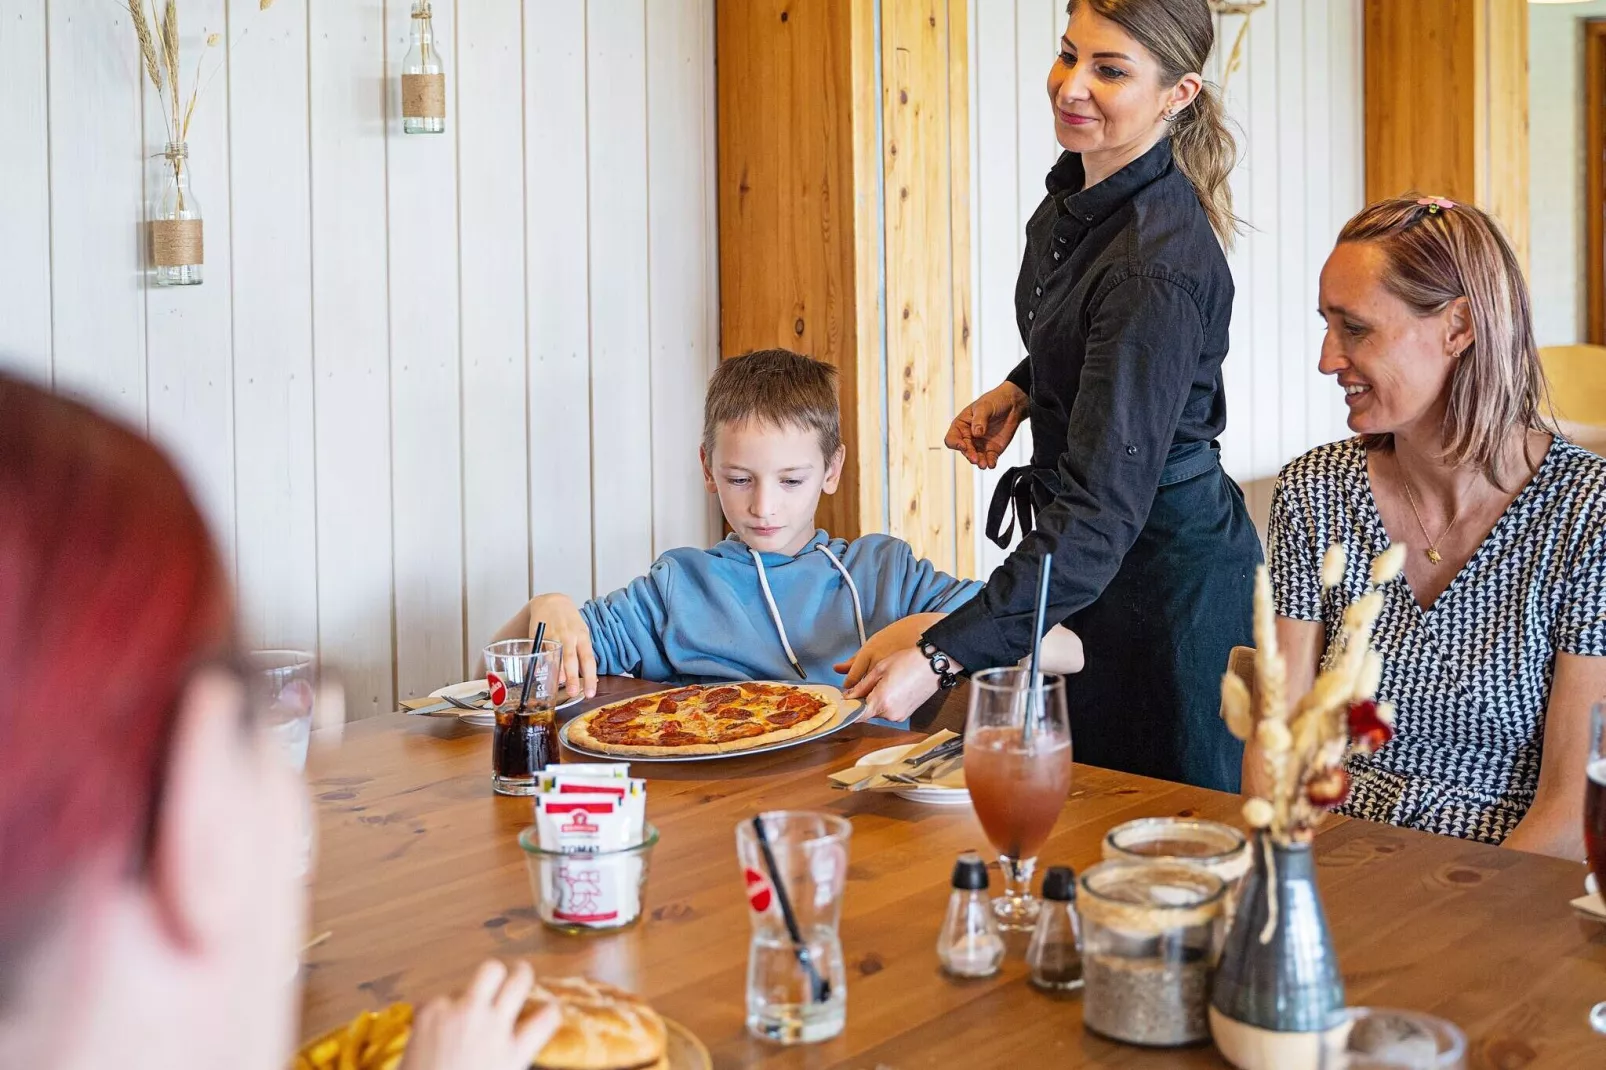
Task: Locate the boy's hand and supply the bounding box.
[526,594,597,700]
[399,959,560,1070]
[945,381,1028,470]
[833,613,944,690]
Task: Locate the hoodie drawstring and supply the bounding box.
[747,543,869,680]
[814,543,867,646]
[749,547,808,679]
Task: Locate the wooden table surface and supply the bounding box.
[301,679,1606,1068]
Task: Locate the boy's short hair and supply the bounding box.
[702,349,843,461]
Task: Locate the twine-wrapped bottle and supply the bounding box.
[401,1,445,134]
[150,141,203,286]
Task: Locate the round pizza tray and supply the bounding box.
[558,682,867,763]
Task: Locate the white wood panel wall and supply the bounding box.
[0,0,719,717]
[968,0,1364,579]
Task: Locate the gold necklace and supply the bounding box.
[1395,456,1464,565]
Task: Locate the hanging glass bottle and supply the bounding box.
[149,141,203,286]
[401,1,446,134]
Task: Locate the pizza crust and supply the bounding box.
[566,683,845,758]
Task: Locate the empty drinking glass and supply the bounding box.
[735,811,851,1045]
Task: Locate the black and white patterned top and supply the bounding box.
[1268,436,1606,844]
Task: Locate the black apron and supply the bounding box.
[988,441,1260,793]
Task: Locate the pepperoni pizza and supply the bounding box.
[564,681,844,757]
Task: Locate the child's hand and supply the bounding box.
[833,613,943,690]
[399,959,560,1070]
[526,594,597,700]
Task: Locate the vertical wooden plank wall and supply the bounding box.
[715,0,972,571]
[971,0,1363,579]
[1363,0,1530,265]
[49,2,147,427]
[647,0,720,558]
[143,0,236,568]
[457,0,529,672]
[0,0,52,383]
[714,0,865,540]
[309,0,395,718]
[0,0,720,714]
[229,0,319,652]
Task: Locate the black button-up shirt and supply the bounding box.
[926,138,1234,669]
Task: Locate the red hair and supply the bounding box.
[0,374,232,981]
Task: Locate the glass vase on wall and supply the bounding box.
[401,1,445,134]
[149,141,203,287]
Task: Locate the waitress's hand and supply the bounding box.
[833,613,945,690]
[845,646,951,723]
[945,381,1029,470]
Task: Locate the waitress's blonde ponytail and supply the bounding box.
[1069,0,1242,247]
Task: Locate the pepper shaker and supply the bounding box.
[937,851,1005,978]
[1026,865,1082,991]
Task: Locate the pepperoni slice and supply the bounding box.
[603,709,642,726]
[702,686,741,705]
[779,691,823,712]
[718,721,769,740]
[765,710,809,727]
[711,705,752,721]
[656,697,679,714]
[660,686,700,702]
[660,719,682,734]
[659,732,701,747]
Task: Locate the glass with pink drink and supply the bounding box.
[963,666,1072,930]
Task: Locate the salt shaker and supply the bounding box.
[937,851,1005,978]
[1026,865,1082,991]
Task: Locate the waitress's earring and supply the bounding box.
[1161,110,1180,123]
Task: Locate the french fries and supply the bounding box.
[293,1003,414,1070]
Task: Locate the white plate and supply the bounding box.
[855,742,971,805]
[558,683,866,763]
[429,680,582,727]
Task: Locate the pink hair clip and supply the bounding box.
[1416,196,1456,214]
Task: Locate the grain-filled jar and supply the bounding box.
[1077,859,1225,1047]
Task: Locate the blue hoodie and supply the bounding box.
[579,530,982,686]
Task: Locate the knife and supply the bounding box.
[405,700,461,717]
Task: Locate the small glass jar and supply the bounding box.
[1102,817,1250,890]
[1078,859,1225,1048]
[518,823,658,934]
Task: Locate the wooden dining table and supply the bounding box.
[301,678,1606,1068]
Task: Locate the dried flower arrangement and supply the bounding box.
[125,0,276,146]
[1220,543,1404,847]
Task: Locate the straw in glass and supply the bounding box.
[518,622,546,712]
[1022,552,1053,745]
[751,815,830,1003]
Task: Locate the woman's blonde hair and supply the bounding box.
[1068,0,1241,247]
[1338,197,1556,485]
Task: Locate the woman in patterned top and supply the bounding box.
[1261,197,1606,860]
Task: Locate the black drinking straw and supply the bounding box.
[751,814,830,1004]
[1022,552,1053,745]
[518,622,546,712]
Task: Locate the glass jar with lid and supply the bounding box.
[1078,859,1225,1048]
[1103,817,1250,908]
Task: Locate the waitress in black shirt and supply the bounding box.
[846,0,1260,792]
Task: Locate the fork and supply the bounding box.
[442,691,489,711]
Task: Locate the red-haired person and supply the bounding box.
[0,374,556,1069]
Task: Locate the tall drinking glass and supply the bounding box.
[483,638,561,795]
[964,666,1072,930]
[1587,704,1606,1033]
[735,811,850,1045]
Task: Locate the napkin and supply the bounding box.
[829,730,966,792]
[1570,892,1605,922]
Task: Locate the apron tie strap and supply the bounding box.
[985,466,1058,550]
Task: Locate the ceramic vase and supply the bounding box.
[1209,831,1349,1069]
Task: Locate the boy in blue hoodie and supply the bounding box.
[490,349,1081,710]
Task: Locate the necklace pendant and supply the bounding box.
[1426,547,1443,564]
